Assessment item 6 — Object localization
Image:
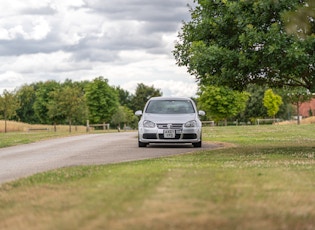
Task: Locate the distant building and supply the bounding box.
[299,98,315,117]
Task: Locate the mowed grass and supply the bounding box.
[1,124,315,229]
[0,131,86,148]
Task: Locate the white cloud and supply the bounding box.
[0,16,50,41]
[152,80,197,97]
[121,79,197,98]
[30,17,51,40]
[0,71,24,82]
[0,28,9,40]
[0,71,25,93]
[12,51,76,73]
[0,0,197,97]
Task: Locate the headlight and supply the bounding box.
[185,120,197,127]
[143,120,155,128]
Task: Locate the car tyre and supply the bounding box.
[138,141,147,147]
[193,141,202,148]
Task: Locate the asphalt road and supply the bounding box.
[0,132,221,184]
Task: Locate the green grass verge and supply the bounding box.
[0,132,84,148]
[1,125,315,229]
[0,130,117,148]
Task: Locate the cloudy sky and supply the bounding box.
[0,0,197,97]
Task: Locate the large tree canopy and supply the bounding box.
[174,0,315,91]
[85,77,119,124]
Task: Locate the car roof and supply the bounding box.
[148,96,192,101]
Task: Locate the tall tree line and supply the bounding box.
[0,77,162,130]
[2,78,310,128]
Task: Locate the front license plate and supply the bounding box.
[164,129,176,138]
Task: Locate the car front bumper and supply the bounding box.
[138,127,202,144]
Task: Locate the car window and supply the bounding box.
[145,100,195,114]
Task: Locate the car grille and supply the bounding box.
[157,123,183,129]
[158,134,181,139]
[143,133,157,139]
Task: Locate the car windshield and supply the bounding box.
[145,100,195,114]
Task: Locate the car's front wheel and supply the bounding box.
[193,141,202,148]
[138,141,147,147]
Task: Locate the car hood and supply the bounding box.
[142,113,197,123]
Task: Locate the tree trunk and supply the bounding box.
[69,119,72,133]
[4,112,7,133]
[297,102,301,125]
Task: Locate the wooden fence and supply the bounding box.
[86,120,110,132]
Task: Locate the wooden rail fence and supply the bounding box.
[86,120,110,132]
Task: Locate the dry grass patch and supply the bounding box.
[278,116,315,125]
[0,120,87,133]
[0,120,89,148]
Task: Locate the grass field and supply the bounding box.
[0,120,112,148]
[1,124,315,229]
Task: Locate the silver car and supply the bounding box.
[135,97,205,147]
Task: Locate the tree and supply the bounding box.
[237,85,293,123]
[174,0,315,92]
[242,84,268,122]
[283,87,313,124]
[263,89,283,119]
[46,91,61,131]
[111,106,126,130]
[111,106,138,130]
[130,83,162,112]
[85,77,119,124]
[48,86,87,132]
[33,81,61,124]
[0,90,20,133]
[198,86,249,125]
[123,106,138,129]
[15,84,38,124]
[115,86,133,109]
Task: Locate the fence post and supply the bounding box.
[86,120,90,132]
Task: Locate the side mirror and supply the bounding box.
[135,110,143,116]
[198,110,206,116]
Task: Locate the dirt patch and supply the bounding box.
[205,141,237,149]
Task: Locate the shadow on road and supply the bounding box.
[145,142,220,149]
[147,143,195,148]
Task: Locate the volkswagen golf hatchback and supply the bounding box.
[135,97,205,147]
